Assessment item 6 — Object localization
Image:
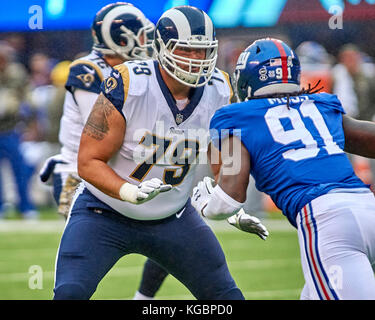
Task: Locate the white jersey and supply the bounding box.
[57,50,113,173]
[85,59,232,220]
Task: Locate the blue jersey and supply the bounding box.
[210,93,368,227]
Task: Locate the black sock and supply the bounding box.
[138,259,169,297]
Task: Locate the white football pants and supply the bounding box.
[296,191,375,300]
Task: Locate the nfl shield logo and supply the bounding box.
[176,113,184,124]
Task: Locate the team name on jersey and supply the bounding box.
[268,95,310,105]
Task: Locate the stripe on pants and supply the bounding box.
[300,203,339,300]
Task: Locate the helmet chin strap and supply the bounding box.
[160,54,204,88]
[175,69,199,85]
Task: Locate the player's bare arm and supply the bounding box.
[343,114,375,158]
[193,136,268,239]
[207,143,221,181]
[215,136,250,203]
[193,136,249,219]
[82,93,116,140]
[78,93,126,200]
[79,92,171,203]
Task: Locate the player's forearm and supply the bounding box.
[210,163,221,182]
[343,115,375,158]
[207,143,222,182]
[217,169,248,203]
[215,137,250,203]
[78,158,125,200]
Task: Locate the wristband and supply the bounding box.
[119,182,138,203]
[203,184,243,220]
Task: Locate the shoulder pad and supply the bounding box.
[123,60,154,96]
[208,68,234,101]
[311,93,345,114]
[100,64,130,117]
[65,60,105,94]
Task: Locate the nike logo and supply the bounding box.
[176,208,186,219]
[83,65,95,74]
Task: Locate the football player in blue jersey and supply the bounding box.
[52,6,247,300]
[192,38,375,300]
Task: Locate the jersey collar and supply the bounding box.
[153,61,204,125]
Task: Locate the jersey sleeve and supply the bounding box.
[219,69,234,103]
[65,60,104,94]
[330,94,346,114]
[209,106,241,151]
[315,93,346,114]
[99,64,130,119]
[210,68,234,105]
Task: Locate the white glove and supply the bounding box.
[227,209,269,240]
[39,154,67,185]
[119,178,172,204]
[191,177,215,215]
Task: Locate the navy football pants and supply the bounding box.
[53,191,244,300]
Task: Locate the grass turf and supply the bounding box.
[0,209,303,300]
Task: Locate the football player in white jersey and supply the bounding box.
[41,3,266,301]
[52,6,248,300]
[39,2,155,217]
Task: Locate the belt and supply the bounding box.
[327,187,371,195]
[89,200,189,225]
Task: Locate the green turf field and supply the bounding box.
[0,209,304,300]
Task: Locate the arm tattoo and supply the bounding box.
[83,94,115,141]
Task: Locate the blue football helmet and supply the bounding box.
[92,2,155,60]
[153,6,218,87]
[234,38,301,101]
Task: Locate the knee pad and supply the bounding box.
[53,283,91,300]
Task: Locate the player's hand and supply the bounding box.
[39,154,67,185]
[119,178,172,204]
[191,176,215,216]
[137,178,172,203]
[227,209,269,240]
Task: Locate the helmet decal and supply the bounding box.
[234,38,301,101]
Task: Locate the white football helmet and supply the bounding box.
[153,6,218,87]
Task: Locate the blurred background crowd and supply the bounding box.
[1,0,375,219]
